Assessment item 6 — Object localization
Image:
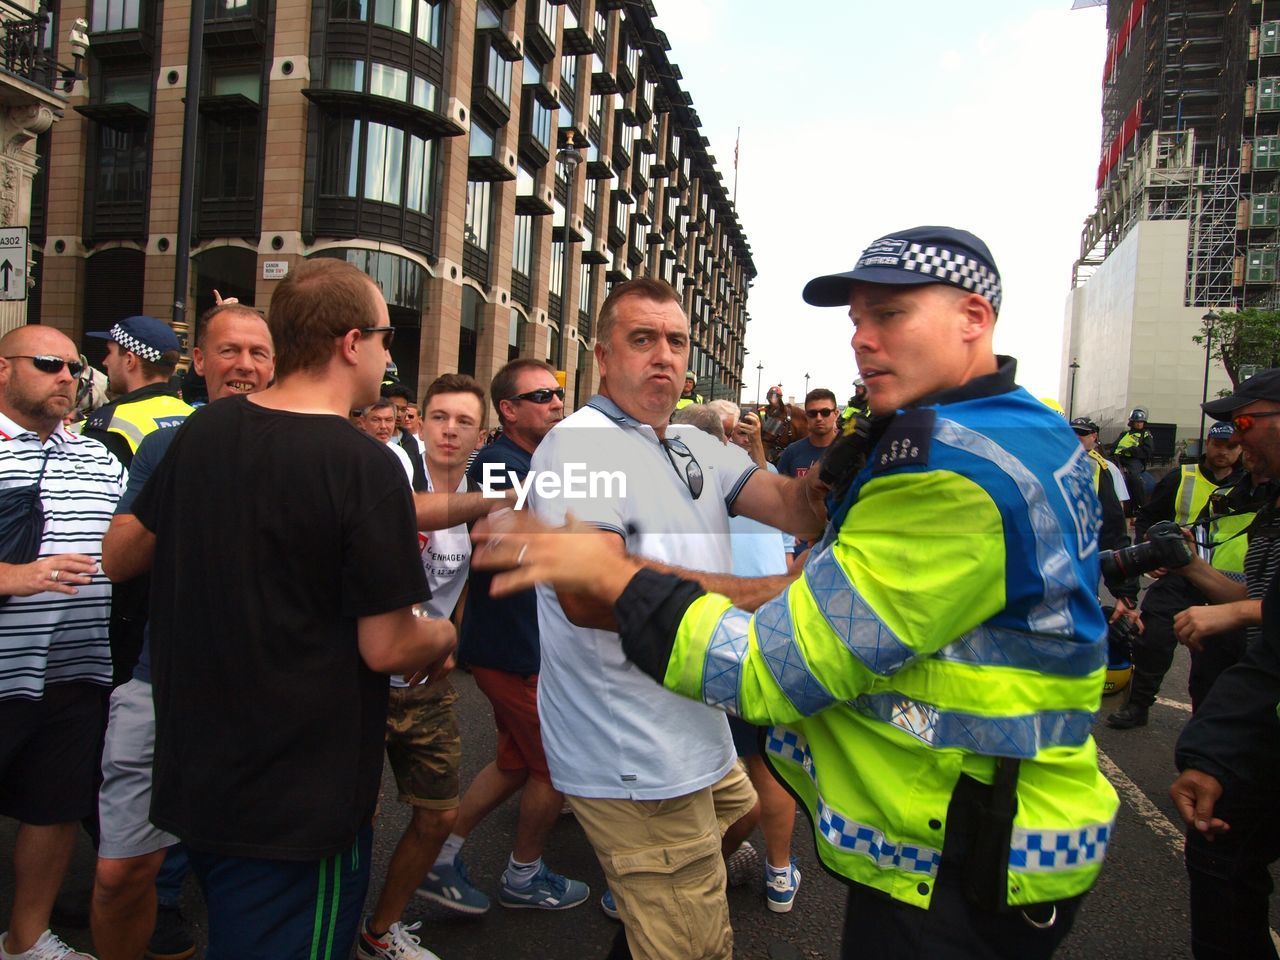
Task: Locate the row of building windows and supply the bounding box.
[57,0,751,390]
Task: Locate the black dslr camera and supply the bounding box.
[1099,520,1194,581]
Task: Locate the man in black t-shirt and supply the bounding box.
[122,258,456,960]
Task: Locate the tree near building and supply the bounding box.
[1194,309,1280,388]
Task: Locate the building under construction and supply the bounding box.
[1063,0,1275,441]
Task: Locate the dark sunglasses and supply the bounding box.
[1231,411,1280,433]
[507,387,565,404]
[661,436,704,500]
[806,407,836,418]
[359,325,396,349]
[4,355,86,377]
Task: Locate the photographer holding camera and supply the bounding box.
[1105,421,1244,729]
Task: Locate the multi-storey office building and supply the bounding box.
[29,0,755,406]
[1061,0,1280,442]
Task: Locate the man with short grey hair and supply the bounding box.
[670,403,724,441]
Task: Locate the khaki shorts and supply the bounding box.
[385,683,460,810]
[568,763,756,960]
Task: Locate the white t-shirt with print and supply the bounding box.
[390,467,470,689]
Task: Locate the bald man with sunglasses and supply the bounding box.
[0,325,126,960]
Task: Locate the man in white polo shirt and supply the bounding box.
[528,278,827,960]
[0,325,126,960]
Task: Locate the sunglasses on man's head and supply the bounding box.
[806,407,836,419]
[1231,411,1280,433]
[3,355,85,378]
[506,388,565,404]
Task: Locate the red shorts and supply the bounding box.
[470,666,551,783]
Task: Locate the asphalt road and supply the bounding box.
[3,649,1278,959]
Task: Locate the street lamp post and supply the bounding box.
[755,362,763,408]
[804,372,810,398]
[555,133,584,375]
[1067,359,1080,419]
[1198,310,1219,450]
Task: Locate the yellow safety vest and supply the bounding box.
[664,391,1117,911]
[1113,430,1149,456]
[1087,449,1110,490]
[103,394,194,453]
[1174,465,1226,526]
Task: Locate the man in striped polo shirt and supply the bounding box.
[0,324,126,960]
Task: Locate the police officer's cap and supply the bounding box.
[87,316,181,363]
[802,226,1002,315]
[1070,417,1099,435]
[1207,421,1236,441]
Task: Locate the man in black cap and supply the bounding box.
[1168,368,1280,959]
[1106,419,1244,730]
[473,225,1118,960]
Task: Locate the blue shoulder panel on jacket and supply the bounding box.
[871,408,935,474]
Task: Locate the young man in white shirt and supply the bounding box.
[360,375,486,960]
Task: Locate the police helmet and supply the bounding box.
[1129,407,1148,423]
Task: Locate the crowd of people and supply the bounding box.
[1,225,1279,960]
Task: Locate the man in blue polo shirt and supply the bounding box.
[415,358,589,914]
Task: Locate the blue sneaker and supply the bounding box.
[415,856,491,915]
[499,862,590,910]
[600,889,620,920]
[765,858,801,914]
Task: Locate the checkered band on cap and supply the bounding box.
[109,323,165,363]
[901,243,1003,313]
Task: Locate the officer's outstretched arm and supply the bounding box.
[475,469,1008,726]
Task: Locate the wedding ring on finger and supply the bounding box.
[515,544,528,566]
[50,569,61,583]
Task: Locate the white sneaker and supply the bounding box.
[0,930,97,960]
[355,920,442,960]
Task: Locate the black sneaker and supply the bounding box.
[145,904,196,960]
[1105,704,1149,729]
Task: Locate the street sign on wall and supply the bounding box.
[0,227,27,301]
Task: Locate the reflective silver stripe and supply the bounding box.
[852,692,1096,758]
[107,414,147,450]
[754,590,836,716]
[933,419,1079,637]
[766,726,941,878]
[1010,823,1112,873]
[700,606,752,715]
[935,624,1104,678]
[1175,465,1199,525]
[804,546,915,675]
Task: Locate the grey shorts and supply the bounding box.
[98,678,179,859]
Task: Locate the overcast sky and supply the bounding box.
[651,1,1107,404]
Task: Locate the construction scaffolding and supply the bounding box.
[1073,129,1240,308]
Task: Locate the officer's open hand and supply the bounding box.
[472,508,640,601]
[1169,769,1229,839]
